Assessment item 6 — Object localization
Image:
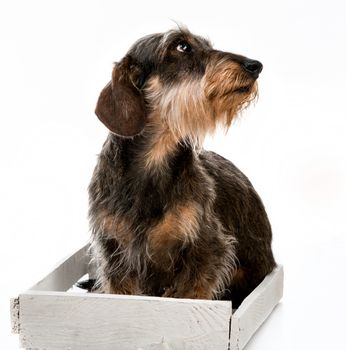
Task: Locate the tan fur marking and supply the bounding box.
[162,276,217,299]
[142,59,257,170]
[142,76,212,170]
[102,276,141,295]
[148,201,202,253]
[144,76,214,149]
[96,210,132,246]
[143,117,178,169]
[203,58,258,128]
[188,283,215,299]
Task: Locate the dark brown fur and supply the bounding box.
[89,28,276,307]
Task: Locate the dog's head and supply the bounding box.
[96,28,262,140]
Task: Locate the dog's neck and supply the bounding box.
[140,112,203,171]
[142,124,178,170]
[105,126,197,179]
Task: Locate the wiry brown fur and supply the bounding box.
[204,57,258,128]
[147,201,202,254]
[88,28,276,307]
[142,55,258,169]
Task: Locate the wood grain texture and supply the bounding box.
[11,244,283,350]
[19,291,232,350]
[30,243,89,292]
[10,297,20,334]
[230,265,284,350]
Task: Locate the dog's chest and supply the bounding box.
[95,190,204,261]
[92,176,210,274]
[89,141,219,273]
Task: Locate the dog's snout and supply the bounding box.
[241,59,263,78]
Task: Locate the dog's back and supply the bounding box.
[199,151,275,306]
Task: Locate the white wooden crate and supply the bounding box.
[10,244,283,350]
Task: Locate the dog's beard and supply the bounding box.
[144,77,209,149]
[203,59,258,129]
[144,73,257,148]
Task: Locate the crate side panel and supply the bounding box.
[19,292,232,350]
[230,265,283,350]
[30,244,89,292]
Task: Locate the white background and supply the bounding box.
[1,0,346,348]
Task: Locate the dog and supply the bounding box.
[88,28,276,308]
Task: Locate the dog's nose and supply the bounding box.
[241,59,263,78]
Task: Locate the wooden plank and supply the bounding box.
[13,243,283,349]
[10,297,20,334]
[229,265,284,350]
[19,291,232,350]
[30,243,90,292]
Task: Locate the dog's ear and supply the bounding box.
[95,57,147,137]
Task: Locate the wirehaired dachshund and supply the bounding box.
[88,28,276,308]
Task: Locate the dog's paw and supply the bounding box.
[75,278,96,292]
[161,286,212,299]
[161,286,177,298]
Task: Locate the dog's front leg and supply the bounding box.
[162,273,216,300]
[102,272,141,295]
[162,237,235,300]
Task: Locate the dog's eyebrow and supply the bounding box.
[171,31,212,50]
[192,35,212,49]
[160,30,186,47]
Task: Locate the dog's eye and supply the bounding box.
[176,41,192,53]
